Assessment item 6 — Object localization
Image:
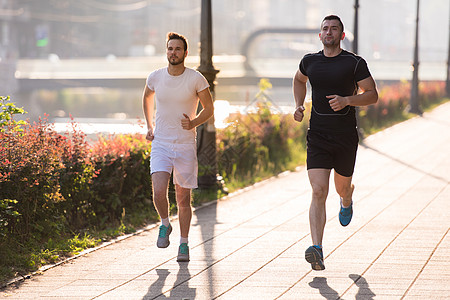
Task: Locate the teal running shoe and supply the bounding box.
[177,243,190,262]
[157,224,172,248]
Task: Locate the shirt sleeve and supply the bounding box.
[354,57,372,82]
[146,71,155,91]
[195,71,210,93]
[299,58,307,76]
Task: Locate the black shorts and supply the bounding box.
[306,129,359,177]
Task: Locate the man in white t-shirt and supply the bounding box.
[142,32,214,262]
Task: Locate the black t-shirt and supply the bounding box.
[299,50,372,133]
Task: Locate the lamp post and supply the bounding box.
[197,0,219,188]
[353,0,365,139]
[446,1,450,97]
[409,0,422,114]
[353,0,359,55]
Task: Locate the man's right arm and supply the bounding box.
[142,85,155,141]
[293,69,308,122]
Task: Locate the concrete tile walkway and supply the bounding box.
[2,102,450,299]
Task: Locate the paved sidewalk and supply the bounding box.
[2,102,450,299]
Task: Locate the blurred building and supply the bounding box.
[1,0,151,58]
[0,0,448,61]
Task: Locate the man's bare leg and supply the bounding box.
[335,171,355,227]
[334,171,354,207]
[151,171,171,219]
[175,184,192,239]
[152,171,172,248]
[307,168,331,246]
[175,184,192,262]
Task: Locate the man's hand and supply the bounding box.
[146,126,154,141]
[181,113,192,130]
[327,95,349,111]
[293,106,305,122]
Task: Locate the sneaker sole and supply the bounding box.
[305,247,325,271]
[177,256,190,262]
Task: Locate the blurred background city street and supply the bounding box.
[0,0,449,132]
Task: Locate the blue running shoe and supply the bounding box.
[157,224,172,248]
[339,202,353,227]
[305,246,325,271]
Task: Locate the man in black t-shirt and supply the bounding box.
[293,15,378,271]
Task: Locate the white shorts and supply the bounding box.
[150,140,198,189]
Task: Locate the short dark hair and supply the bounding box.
[166,32,188,51]
[321,15,344,32]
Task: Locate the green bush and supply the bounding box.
[0,95,27,133]
[217,102,308,190]
[0,96,26,239]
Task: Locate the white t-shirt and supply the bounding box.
[146,67,210,144]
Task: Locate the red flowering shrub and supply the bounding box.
[1,98,155,240]
[58,121,96,229]
[418,81,446,107]
[1,116,67,239]
[358,81,447,134]
[89,134,154,225]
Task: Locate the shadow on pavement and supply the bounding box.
[308,275,375,300]
[308,277,340,300]
[349,274,376,300]
[143,264,197,299]
[144,268,170,299]
[167,263,196,299]
[193,196,219,299]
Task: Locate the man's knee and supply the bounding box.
[153,189,168,202]
[176,186,191,208]
[308,169,331,202]
[177,198,191,209]
[151,172,170,200]
[311,184,328,202]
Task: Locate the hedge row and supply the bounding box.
[0,118,154,241]
[0,101,309,244]
[358,81,446,134]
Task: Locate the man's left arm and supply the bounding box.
[181,88,214,130]
[328,76,378,112]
